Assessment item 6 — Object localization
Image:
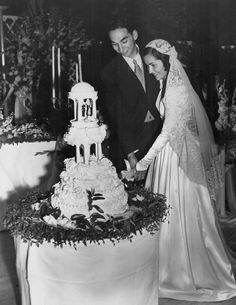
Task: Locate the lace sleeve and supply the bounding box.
[137,85,189,171]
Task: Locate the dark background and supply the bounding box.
[1,0,236,134]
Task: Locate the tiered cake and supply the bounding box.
[51,82,128,219]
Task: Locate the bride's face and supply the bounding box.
[144,54,167,81]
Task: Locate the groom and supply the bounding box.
[100,14,163,174]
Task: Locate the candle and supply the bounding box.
[75,63,79,83]
[57,47,61,99]
[78,53,82,82]
[52,46,55,99]
[0,8,5,77]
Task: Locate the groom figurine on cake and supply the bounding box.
[100,14,163,174]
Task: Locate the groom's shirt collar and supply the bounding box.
[122,45,143,72]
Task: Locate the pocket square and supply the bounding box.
[144,110,155,122]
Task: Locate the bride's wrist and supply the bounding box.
[136,162,148,171]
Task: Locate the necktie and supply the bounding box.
[133,59,145,91]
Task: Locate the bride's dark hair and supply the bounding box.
[144,47,170,99]
[144,47,170,71]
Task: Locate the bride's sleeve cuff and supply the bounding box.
[136,162,149,171]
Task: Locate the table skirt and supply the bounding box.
[15,231,159,305]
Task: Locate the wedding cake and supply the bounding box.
[51,82,128,219]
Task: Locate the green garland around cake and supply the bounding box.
[4,183,169,249]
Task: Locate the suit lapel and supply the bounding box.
[115,55,145,92]
[114,55,161,119]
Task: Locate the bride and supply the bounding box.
[132,39,236,301]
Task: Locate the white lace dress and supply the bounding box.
[137,84,236,302]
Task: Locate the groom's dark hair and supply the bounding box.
[107,13,137,34]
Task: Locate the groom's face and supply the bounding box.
[108,27,138,59]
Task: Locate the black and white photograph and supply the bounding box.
[0,1,236,304]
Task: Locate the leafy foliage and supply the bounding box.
[1,8,93,97]
[4,186,169,249]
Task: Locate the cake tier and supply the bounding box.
[51,157,128,219]
[64,122,106,146]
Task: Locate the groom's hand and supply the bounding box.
[127,152,138,169]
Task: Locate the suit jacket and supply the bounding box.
[100,53,163,166]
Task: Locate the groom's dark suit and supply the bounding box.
[100,54,163,173]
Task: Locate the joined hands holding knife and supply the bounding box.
[126,152,147,181]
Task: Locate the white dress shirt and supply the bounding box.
[123,49,144,72]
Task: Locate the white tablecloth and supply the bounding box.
[0,141,56,230]
[15,231,159,305]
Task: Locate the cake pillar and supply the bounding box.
[73,100,76,120]
[84,144,90,165]
[95,143,99,161]
[92,100,96,120]
[78,99,82,121]
[76,146,80,163]
[76,145,83,163]
[97,143,103,160]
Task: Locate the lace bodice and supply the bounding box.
[163,85,193,145]
[137,83,222,198]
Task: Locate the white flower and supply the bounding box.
[136,194,145,201]
[56,216,77,229]
[43,215,58,226]
[31,202,41,211]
